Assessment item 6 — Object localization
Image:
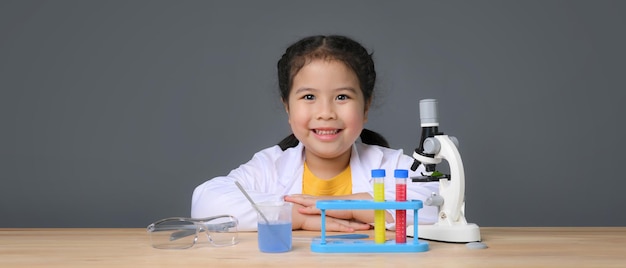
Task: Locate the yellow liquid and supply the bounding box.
[373,182,385,244]
[373,182,384,201]
[374,210,386,244]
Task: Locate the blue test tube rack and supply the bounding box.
[310,200,429,253]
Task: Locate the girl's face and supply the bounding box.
[285,59,369,162]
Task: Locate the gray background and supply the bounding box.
[1,0,625,227]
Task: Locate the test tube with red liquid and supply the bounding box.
[395,169,408,243]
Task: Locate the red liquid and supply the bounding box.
[396,184,406,201]
[396,183,406,243]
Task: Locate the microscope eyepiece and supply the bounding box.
[419,99,439,127]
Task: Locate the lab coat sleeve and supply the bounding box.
[191,146,287,231]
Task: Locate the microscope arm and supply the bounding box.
[425,135,465,224]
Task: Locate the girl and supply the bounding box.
[191,35,438,232]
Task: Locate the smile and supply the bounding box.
[314,129,340,135]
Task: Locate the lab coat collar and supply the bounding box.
[275,143,305,192]
[350,142,384,193]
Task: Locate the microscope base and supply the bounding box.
[406,223,481,243]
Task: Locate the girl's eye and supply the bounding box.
[336,94,349,101]
[303,94,315,100]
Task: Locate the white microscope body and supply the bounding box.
[406,99,481,243]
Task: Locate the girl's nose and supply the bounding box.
[316,101,337,120]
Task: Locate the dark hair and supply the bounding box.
[276,35,389,150]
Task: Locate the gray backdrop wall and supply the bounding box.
[2,0,625,227]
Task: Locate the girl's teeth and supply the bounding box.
[316,130,337,135]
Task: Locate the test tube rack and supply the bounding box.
[310,200,429,253]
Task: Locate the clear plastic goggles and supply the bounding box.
[147,215,239,249]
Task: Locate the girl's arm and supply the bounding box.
[285,193,395,226]
[290,201,372,232]
[191,147,287,231]
[285,157,441,228]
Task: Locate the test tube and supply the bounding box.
[372,169,386,244]
[395,169,408,243]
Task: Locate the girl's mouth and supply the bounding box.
[313,129,341,135]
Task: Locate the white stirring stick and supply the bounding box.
[234,181,270,224]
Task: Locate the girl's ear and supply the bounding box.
[283,99,289,115]
[363,98,372,122]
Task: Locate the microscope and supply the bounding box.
[405,99,481,242]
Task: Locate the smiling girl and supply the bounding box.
[191,35,438,232]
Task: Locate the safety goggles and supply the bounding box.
[147,215,239,249]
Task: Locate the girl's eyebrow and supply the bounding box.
[293,87,358,94]
[293,87,315,94]
[336,87,358,94]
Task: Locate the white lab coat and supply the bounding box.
[191,142,439,231]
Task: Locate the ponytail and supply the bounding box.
[359,128,389,148]
[277,134,299,151]
[277,129,389,151]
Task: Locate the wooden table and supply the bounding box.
[1,227,625,267]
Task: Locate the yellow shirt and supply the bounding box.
[302,162,352,196]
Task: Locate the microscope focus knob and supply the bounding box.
[424,136,460,154]
[425,193,444,206]
[423,138,440,154]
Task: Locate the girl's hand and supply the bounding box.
[289,202,371,232]
[285,194,338,219]
[285,193,393,225]
[285,194,361,220]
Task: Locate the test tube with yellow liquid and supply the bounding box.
[372,169,386,244]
